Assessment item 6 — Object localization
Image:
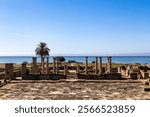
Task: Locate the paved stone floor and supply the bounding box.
[0,80,150,100]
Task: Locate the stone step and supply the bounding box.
[66,74,77,79]
[0,79,6,84]
[145,81,149,85]
[144,87,150,92]
[69,76,76,78]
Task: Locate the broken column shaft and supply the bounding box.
[85,56,88,74]
[107,56,112,73]
[99,57,102,74]
[95,57,98,74]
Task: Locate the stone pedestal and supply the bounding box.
[85,56,88,74]
[31,57,38,74]
[99,57,102,74]
[53,58,56,74]
[64,64,68,75]
[107,56,112,73]
[5,63,14,80]
[46,56,49,74]
[21,63,27,79]
[95,57,98,74]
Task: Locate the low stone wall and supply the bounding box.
[0,73,5,79]
[14,70,21,77]
[77,73,122,80]
[23,74,66,80]
[130,73,137,79]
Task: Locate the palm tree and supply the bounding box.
[35,42,50,72]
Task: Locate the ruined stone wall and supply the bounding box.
[5,64,14,80]
[77,73,122,80]
[129,73,137,79]
[25,74,66,80]
[140,71,149,79]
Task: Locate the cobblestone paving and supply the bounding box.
[0,80,150,100]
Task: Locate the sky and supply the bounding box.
[0,0,150,56]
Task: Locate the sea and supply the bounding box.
[0,56,150,64]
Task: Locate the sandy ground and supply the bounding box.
[0,80,150,100]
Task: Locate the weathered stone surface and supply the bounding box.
[5,63,14,80]
[24,74,66,80]
[0,80,149,100]
[77,73,122,80]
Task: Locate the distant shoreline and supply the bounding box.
[0,56,150,64]
[1,55,150,57]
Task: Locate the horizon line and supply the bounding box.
[0,53,150,56]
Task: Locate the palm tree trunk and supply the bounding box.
[41,56,44,73]
[41,58,42,66]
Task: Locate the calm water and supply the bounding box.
[0,56,150,64]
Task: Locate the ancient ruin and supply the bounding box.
[0,56,150,81]
[0,56,150,100]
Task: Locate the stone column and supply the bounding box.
[105,63,107,73]
[77,65,80,74]
[32,57,38,74]
[5,63,14,80]
[95,57,98,74]
[46,56,49,74]
[53,58,56,74]
[56,58,59,74]
[21,63,27,79]
[64,64,68,75]
[85,56,88,74]
[99,57,102,74]
[107,56,112,73]
[118,67,121,73]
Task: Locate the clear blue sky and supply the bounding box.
[0,0,150,56]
